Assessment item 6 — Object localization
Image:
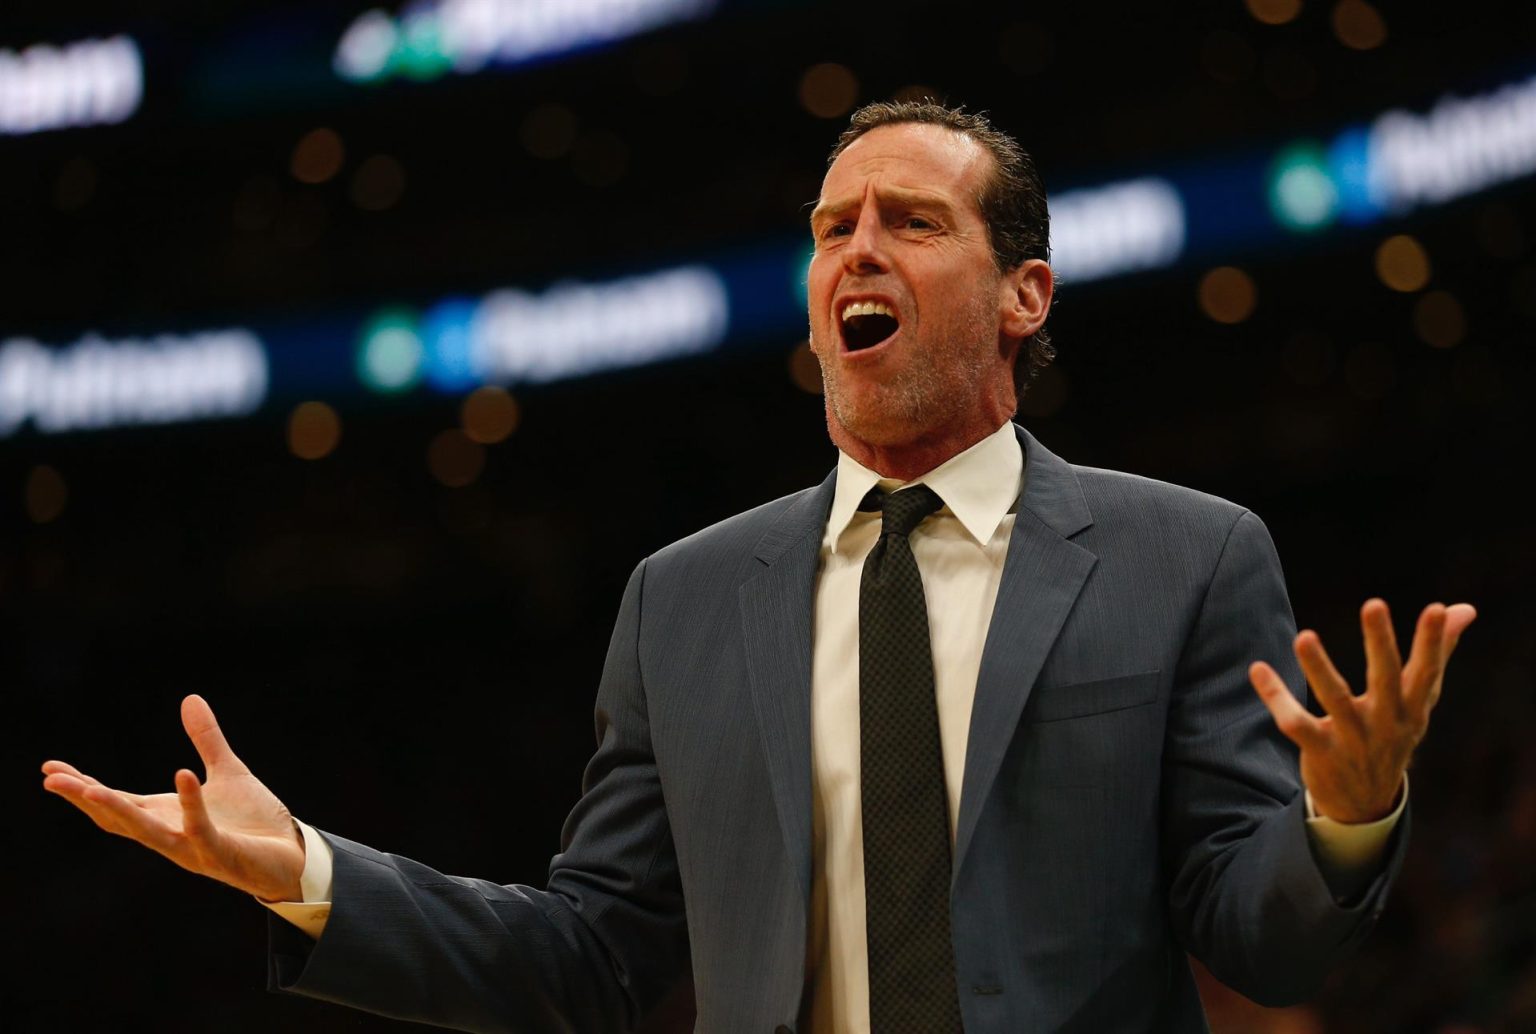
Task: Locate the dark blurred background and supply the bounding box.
[6,1,1534,1031]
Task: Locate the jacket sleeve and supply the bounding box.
[268,558,690,1032]
[1160,510,1408,1006]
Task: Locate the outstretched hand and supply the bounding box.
[1250,599,1476,823]
[41,694,305,902]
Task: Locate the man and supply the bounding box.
[42,103,1475,1032]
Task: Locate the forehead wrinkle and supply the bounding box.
[809,184,967,229]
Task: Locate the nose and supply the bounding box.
[841,206,889,275]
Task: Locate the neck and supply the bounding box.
[830,418,1009,482]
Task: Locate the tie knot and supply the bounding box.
[861,484,945,538]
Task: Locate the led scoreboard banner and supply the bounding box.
[0,35,142,136]
[332,0,719,84]
[1,13,1532,439]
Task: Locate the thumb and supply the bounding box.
[181,695,246,775]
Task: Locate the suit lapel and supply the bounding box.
[953,426,1098,877]
[737,430,1096,898]
[739,471,837,909]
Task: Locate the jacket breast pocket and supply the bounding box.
[1024,670,1161,723]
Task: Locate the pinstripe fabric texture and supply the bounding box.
[268,425,1408,1034]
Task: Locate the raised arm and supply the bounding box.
[41,694,305,902]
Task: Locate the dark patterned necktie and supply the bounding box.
[858,484,963,1032]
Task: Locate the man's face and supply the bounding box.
[807,122,1020,452]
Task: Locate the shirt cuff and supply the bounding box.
[256,820,334,939]
[1304,775,1408,877]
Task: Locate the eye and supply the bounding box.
[903,216,936,230]
[822,222,852,239]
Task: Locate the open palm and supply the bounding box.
[41,695,305,902]
[1250,599,1477,823]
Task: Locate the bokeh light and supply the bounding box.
[1269,143,1337,231]
[25,464,67,523]
[799,62,858,119]
[8,8,1536,1034]
[290,127,345,184]
[1246,0,1303,27]
[358,308,424,393]
[332,9,396,82]
[1198,267,1258,324]
[350,154,406,211]
[460,386,520,444]
[1332,0,1387,50]
[287,401,342,459]
[1375,234,1431,292]
[1413,290,1466,348]
[427,429,485,487]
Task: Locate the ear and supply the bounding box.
[999,259,1054,341]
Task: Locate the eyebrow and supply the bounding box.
[808,188,962,229]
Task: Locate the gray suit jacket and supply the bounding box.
[269,425,1406,1032]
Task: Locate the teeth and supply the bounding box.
[840,300,895,322]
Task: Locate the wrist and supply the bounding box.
[1309,777,1407,825]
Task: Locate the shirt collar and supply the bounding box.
[824,421,1023,554]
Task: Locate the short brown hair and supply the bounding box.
[828,101,1056,396]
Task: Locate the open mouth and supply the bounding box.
[840,301,900,352]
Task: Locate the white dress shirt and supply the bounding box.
[266,420,1405,1032]
[801,419,1022,1031]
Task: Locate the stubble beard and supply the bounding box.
[811,300,997,448]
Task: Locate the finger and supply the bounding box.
[46,782,132,836]
[1250,661,1328,750]
[89,786,187,860]
[42,770,141,809]
[1293,631,1364,738]
[175,769,222,851]
[78,783,183,850]
[1411,603,1477,714]
[42,763,150,808]
[1401,603,1448,716]
[181,695,245,775]
[1361,598,1405,714]
[1443,603,1477,654]
[40,760,104,787]
[42,771,96,798]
